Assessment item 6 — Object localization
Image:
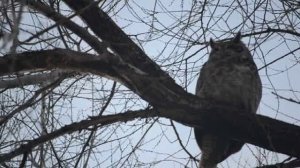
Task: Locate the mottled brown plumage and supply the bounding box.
[194,33,262,168]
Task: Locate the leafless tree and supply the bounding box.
[0,0,299,167]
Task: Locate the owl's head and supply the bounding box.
[208,32,252,61]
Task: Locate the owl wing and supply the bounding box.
[194,62,211,151]
[195,62,207,96]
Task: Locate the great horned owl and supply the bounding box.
[194,32,262,168]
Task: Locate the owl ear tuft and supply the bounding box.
[233,32,242,43]
[209,38,216,49]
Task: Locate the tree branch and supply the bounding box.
[256,158,300,168]
[0,49,300,159]
[23,0,106,54]
[0,109,158,163]
[0,70,74,89]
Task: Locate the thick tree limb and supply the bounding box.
[0,49,300,159]
[0,70,73,89]
[62,0,177,80]
[256,158,300,168]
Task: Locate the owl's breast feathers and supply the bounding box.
[197,56,261,113]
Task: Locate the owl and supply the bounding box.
[194,32,262,168]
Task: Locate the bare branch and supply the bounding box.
[0,109,158,163]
